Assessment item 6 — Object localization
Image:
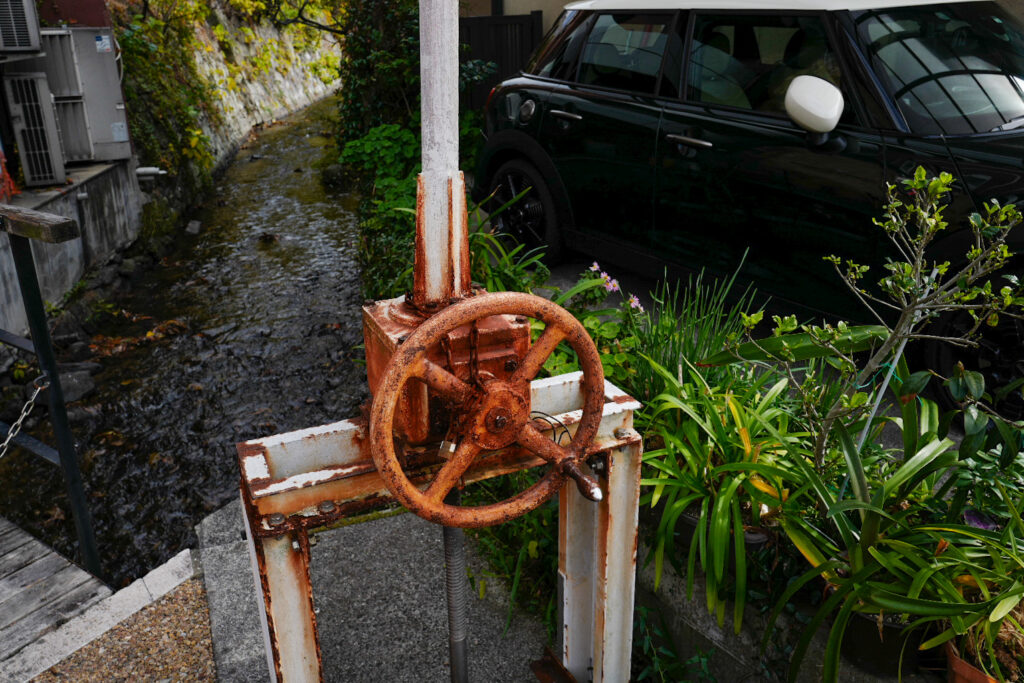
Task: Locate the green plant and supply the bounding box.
[341,123,420,188]
[642,359,808,634]
[624,262,758,404]
[633,605,717,682]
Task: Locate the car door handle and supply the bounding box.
[666,134,713,149]
[551,110,583,121]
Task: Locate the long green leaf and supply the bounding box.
[882,437,956,500]
[701,325,888,366]
[732,496,747,634]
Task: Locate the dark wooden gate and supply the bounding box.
[459,11,545,111]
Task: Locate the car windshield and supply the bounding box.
[853,2,1024,135]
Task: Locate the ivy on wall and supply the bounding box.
[109,0,341,203]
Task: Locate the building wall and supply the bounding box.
[504,0,565,31]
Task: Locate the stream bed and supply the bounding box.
[0,98,369,586]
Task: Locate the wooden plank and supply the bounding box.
[0,553,70,605]
[0,564,91,630]
[0,578,108,661]
[0,538,50,583]
[0,517,15,535]
[0,527,32,557]
[0,205,79,244]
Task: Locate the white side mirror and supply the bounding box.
[785,75,844,134]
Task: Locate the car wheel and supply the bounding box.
[924,273,1024,421]
[486,159,562,262]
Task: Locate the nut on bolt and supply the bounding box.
[504,358,519,373]
[268,513,286,527]
[318,500,336,514]
[614,427,632,440]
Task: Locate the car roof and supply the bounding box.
[564,0,986,11]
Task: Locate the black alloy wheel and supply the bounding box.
[486,159,562,262]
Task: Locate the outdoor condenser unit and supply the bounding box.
[0,0,41,54]
[8,28,131,163]
[2,73,67,186]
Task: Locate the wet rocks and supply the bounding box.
[186,220,202,235]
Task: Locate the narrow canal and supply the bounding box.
[0,98,369,586]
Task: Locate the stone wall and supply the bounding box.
[193,7,340,170]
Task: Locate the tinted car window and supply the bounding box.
[578,13,674,93]
[528,10,591,81]
[853,2,1024,135]
[688,14,841,113]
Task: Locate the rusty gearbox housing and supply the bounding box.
[362,295,531,445]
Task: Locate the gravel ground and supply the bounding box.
[31,578,216,682]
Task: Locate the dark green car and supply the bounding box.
[473,0,1024,411]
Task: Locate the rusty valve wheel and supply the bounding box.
[369,292,605,528]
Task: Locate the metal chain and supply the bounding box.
[0,375,48,460]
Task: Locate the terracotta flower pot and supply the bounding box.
[944,642,997,683]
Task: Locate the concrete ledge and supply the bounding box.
[0,549,197,683]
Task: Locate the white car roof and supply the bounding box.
[565,0,986,11]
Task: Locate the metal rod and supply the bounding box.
[443,489,470,683]
[8,231,103,578]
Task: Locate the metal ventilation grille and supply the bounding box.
[7,77,60,184]
[0,0,33,50]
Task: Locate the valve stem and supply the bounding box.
[443,489,470,683]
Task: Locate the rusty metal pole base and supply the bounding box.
[443,489,470,683]
[530,647,577,683]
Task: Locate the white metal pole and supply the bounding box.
[414,0,469,308]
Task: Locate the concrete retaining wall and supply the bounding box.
[1,162,142,335]
[194,6,340,170]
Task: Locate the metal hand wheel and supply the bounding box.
[369,292,605,528]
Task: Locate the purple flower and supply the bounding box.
[589,261,600,272]
[604,278,620,293]
[628,294,644,312]
[964,509,999,530]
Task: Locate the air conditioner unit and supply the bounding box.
[3,73,67,186]
[0,0,40,53]
[8,27,130,162]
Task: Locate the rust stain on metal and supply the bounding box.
[530,647,578,683]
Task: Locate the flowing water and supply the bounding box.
[0,98,369,586]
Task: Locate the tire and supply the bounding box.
[924,270,1024,421]
[485,159,563,263]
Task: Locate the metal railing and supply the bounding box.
[0,203,101,578]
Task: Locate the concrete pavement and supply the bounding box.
[195,499,548,682]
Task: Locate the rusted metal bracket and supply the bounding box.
[238,373,641,682]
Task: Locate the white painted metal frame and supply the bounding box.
[239,372,642,682]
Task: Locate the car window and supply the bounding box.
[578,13,674,93]
[528,10,591,81]
[853,2,1024,135]
[687,14,842,115]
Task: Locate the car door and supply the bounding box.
[655,11,889,316]
[537,11,675,246]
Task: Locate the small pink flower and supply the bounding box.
[599,271,609,282]
[589,261,600,272]
[604,278,620,293]
[628,294,643,312]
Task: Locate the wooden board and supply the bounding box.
[0,517,110,663]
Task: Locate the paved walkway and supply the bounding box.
[196,499,548,682]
